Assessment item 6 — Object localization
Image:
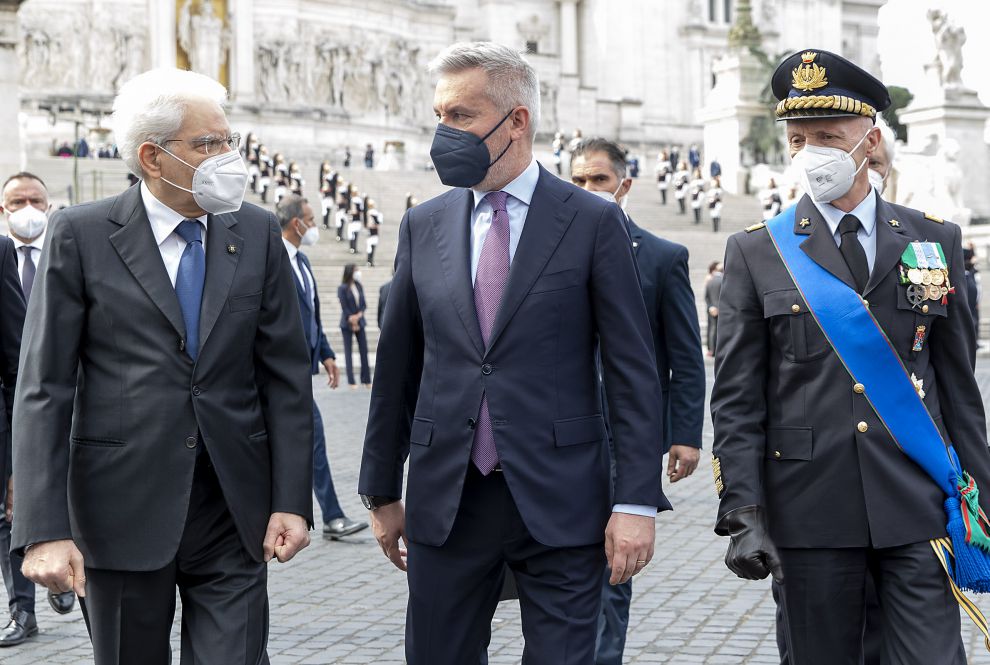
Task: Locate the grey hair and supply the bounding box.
[112,68,228,176]
[429,41,541,140]
[875,115,897,161]
[571,137,628,181]
[275,194,308,230]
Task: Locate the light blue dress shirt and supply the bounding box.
[812,186,879,274]
[470,159,656,519]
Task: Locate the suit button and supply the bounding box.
[192,386,202,396]
[922,304,930,314]
[774,451,782,458]
[179,338,186,352]
[185,436,197,449]
[853,383,865,394]
[857,421,869,433]
[791,304,800,313]
[467,418,476,430]
[481,363,493,375]
[862,299,870,308]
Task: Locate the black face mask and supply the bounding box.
[429,109,515,188]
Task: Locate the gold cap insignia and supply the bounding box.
[792,52,828,93]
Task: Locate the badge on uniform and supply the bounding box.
[900,241,953,308]
[912,325,927,352]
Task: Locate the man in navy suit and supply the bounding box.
[359,42,667,664]
[277,194,368,540]
[571,138,706,665]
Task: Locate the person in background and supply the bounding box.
[710,157,722,179]
[964,242,980,342]
[761,177,781,220]
[277,195,369,540]
[704,261,723,357]
[366,200,382,268]
[337,264,371,389]
[378,276,392,330]
[552,131,564,175]
[655,151,671,205]
[867,116,896,199]
[708,176,723,232]
[688,144,700,170]
[364,143,375,169]
[690,167,706,225]
[343,146,352,168]
[673,161,689,214]
[347,200,363,255]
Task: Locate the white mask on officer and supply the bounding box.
[792,128,872,203]
[867,168,887,194]
[5,205,48,240]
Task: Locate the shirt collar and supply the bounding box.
[140,181,208,246]
[471,158,540,211]
[281,237,299,262]
[9,229,46,250]
[814,187,878,239]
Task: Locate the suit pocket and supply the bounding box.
[229,291,263,313]
[71,436,126,448]
[530,268,580,294]
[410,418,434,446]
[554,415,607,448]
[765,427,813,461]
[763,288,830,362]
[248,430,268,441]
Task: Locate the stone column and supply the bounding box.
[230,0,254,101]
[0,0,25,179]
[148,0,176,70]
[559,0,578,76]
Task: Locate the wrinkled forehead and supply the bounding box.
[175,98,231,139]
[786,115,871,138]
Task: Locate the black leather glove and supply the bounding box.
[721,505,784,583]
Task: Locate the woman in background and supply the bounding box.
[337,264,371,389]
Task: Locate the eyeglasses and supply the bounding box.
[160,132,241,156]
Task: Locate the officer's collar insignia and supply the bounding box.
[888,219,900,228]
[792,51,828,92]
[799,218,811,228]
[227,244,238,254]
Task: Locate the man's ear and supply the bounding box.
[864,126,881,158]
[619,177,633,199]
[138,142,162,179]
[511,106,531,141]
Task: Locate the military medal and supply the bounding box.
[908,268,923,285]
[901,242,952,308]
[906,284,927,308]
[931,269,945,286]
[928,284,942,301]
[921,270,933,285]
[912,326,927,352]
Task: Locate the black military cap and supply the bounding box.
[771,49,891,122]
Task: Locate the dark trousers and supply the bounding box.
[659,188,667,205]
[312,401,344,523]
[0,475,34,616]
[712,215,720,232]
[406,466,605,665]
[340,327,371,385]
[595,570,631,665]
[677,197,685,213]
[692,207,701,224]
[706,315,718,354]
[80,456,269,665]
[776,543,966,665]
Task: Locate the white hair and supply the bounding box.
[428,41,541,141]
[874,115,897,161]
[112,68,228,176]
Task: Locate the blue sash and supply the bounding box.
[764,205,990,607]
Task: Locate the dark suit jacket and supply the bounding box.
[338,281,367,330]
[11,184,314,569]
[359,165,668,549]
[712,193,990,549]
[378,279,391,329]
[292,250,336,374]
[0,238,24,484]
[626,218,705,451]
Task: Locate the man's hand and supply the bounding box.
[722,506,784,583]
[5,476,12,522]
[708,306,718,317]
[323,358,340,389]
[370,501,407,572]
[667,445,701,483]
[604,512,655,585]
[21,539,87,597]
[262,512,310,563]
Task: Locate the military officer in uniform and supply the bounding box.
[711,49,990,665]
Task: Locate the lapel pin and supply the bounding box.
[889,219,900,228]
[632,241,640,248]
[799,218,811,228]
[227,244,237,254]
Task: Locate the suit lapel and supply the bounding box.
[795,195,859,291]
[626,218,644,255]
[294,252,312,312]
[198,213,242,351]
[431,190,485,355]
[108,187,187,340]
[486,168,576,353]
[864,195,911,297]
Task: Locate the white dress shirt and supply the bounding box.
[140,182,207,287]
[282,238,315,308]
[470,159,656,519]
[812,186,879,274]
[10,229,46,287]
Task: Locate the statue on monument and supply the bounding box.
[179,0,230,81]
[927,9,966,92]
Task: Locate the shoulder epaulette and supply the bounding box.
[745,222,766,233]
[924,212,945,224]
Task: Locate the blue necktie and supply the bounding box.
[175,219,206,360]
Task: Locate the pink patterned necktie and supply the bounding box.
[471,191,510,475]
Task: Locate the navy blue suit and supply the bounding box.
[597,217,706,664]
[292,249,345,524]
[359,165,667,664]
[337,281,370,385]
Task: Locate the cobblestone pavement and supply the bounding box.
[7,364,990,664]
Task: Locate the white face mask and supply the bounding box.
[300,224,320,246]
[353,270,362,282]
[791,129,871,203]
[6,205,48,240]
[587,180,626,205]
[159,147,249,215]
[868,168,887,193]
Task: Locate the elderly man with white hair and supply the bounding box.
[11,68,313,664]
[359,42,666,664]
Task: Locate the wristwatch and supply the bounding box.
[360,494,399,511]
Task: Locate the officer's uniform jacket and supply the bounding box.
[712,192,990,549]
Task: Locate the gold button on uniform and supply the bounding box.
[862,299,869,308]
[922,304,930,314]
[791,304,800,313]
[853,383,865,394]
[857,421,869,433]
[774,451,782,458]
